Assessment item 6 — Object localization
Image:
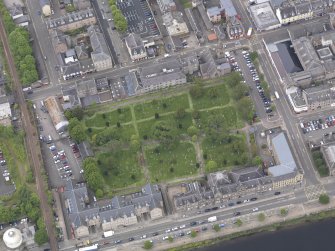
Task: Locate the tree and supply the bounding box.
[250,51,258,62]
[319,194,330,204]
[82,158,104,191]
[190,84,204,98]
[237,97,254,123]
[34,229,49,245]
[175,108,186,120]
[206,160,218,172]
[213,224,220,232]
[155,113,160,119]
[152,121,176,147]
[190,230,197,238]
[69,123,87,143]
[252,156,263,166]
[168,236,174,243]
[280,208,288,217]
[208,87,219,98]
[143,240,153,249]
[258,213,266,222]
[232,84,249,101]
[235,219,243,227]
[64,106,84,120]
[225,72,243,88]
[96,189,104,198]
[192,110,200,120]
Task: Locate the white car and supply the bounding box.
[165,229,171,233]
[179,224,186,229]
[172,227,179,231]
[54,160,60,164]
[252,207,259,212]
[140,234,147,239]
[162,236,169,241]
[243,199,250,203]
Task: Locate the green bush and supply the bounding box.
[319,194,330,205]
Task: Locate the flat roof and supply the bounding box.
[250,2,280,30]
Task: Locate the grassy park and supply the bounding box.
[75,73,255,194]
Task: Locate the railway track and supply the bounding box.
[0,17,58,251]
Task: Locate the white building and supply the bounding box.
[162,11,189,37]
[3,228,23,250]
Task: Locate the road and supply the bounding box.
[60,187,308,251]
[252,35,319,185]
[0,17,58,251]
[26,0,60,86]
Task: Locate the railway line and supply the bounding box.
[0,17,58,250]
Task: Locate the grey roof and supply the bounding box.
[229,166,264,183]
[125,33,146,56]
[39,0,50,7]
[98,184,163,220]
[220,0,237,17]
[276,42,303,73]
[279,5,296,19]
[75,45,89,59]
[138,59,186,88]
[249,2,280,30]
[88,25,112,64]
[207,6,221,16]
[96,77,109,92]
[79,58,95,72]
[46,9,95,30]
[62,181,99,229]
[303,84,335,104]
[292,37,323,71]
[122,72,137,96]
[199,50,217,78]
[268,132,297,177]
[61,62,81,78]
[76,79,97,97]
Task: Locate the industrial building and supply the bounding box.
[44,96,69,133]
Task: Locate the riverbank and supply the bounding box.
[153,200,335,251]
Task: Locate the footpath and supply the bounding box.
[114,199,335,251]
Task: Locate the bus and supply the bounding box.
[247,27,253,37]
[274,91,280,99]
[76,244,99,251]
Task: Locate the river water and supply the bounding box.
[195,218,335,251]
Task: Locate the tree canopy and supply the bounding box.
[82,158,104,192]
[152,121,176,147]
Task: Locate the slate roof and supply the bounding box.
[220,0,237,17]
[88,25,111,64]
[125,33,146,56]
[276,42,303,73]
[268,132,297,177]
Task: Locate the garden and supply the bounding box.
[70,73,255,195]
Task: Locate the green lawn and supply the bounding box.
[192,84,230,110]
[114,124,136,141]
[202,134,250,172]
[146,142,198,182]
[96,150,144,189]
[134,94,190,119]
[85,107,132,128]
[197,106,241,130]
[137,112,193,139]
[179,0,192,8]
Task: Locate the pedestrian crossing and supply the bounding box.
[304,184,326,201]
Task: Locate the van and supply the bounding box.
[300,123,304,129]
